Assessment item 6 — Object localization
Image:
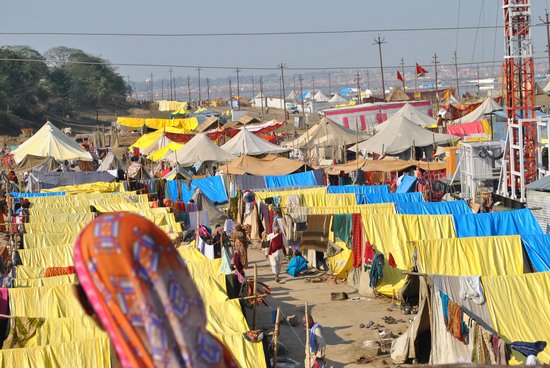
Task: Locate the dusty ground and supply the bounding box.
[245,245,409,367]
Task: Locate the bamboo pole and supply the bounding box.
[305,302,310,368]
[252,264,258,329]
[355,118,359,183]
[273,306,281,368]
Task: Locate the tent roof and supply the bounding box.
[287,90,297,99]
[544,79,550,93]
[130,126,190,151]
[454,97,502,123]
[328,94,348,103]
[195,116,220,133]
[14,155,60,173]
[97,152,125,171]
[324,157,447,174]
[165,133,235,166]
[374,103,437,132]
[12,121,93,164]
[351,116,457,155]
[386,86,410,102]
[313,91,329,102]
[147,142,184,162]
[221,129,290,156]
[239,115,260,125]
[162,165,193,180]
[218,154,308,176]
[284,117,369,148]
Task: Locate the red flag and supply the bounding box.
[416,63,428,77]
[396,70,404,86]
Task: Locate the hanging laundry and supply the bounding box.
[44,266,75,277]
[447,300,468,343]
[351,214,363,268]
[511,341,547,358]
[388,253,397,268]
[369,253,385,288]
[459,276,485,305]
[333,214,352,246]
[2,317,46,348]
[471,322,496,364]
[440,291,450,325]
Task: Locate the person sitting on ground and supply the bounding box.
[73,212,238,368]
[304,314,327,368]
[287,250,308,277]
[267,226,287,283]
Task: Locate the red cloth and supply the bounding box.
[268,233,285,256]
[351,214,363,268]
[388,253,397,268]
[364,241,375,265]
[416,63,428,77]
[44,266,75,277]
[396,70,404,85]
[447,120,486,137]
[174,201,186,211]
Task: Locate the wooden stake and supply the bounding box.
[252,264,258,329]
[273,306,281,368]
[305,302,311,368]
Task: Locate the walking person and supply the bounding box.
[267,226,287,283]
[231,224,249,268]
[304,314,327,368]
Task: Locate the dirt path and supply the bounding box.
[246,246,409,367]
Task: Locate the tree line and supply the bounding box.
[0,45,130,122]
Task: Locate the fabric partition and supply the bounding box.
[357,192,425,204]
[299,194,357,208]
[13,274,77,288]
[254,187,326,201]
[23,233,78,249]
[264,169,324,189]
[41,181,125,194]
[24,222,88,234]
[9,284,85,318]
[29,213,94,224]
[415,236,524,276]
[362,214,456,296]
[483,272,550,364]
[396,200,471,215]
[234,175,267,190]
[167,176,228,204]
[395,175,417,193]
[10,192,65,198]
[32,172,117,189]
[17,245,74,268]
[521,234,550,272]
[326,185,389,195]
[453,208,543,237]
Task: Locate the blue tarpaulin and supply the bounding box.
[265,170,323,189]
[396,200,471,215]
[167,176,228,204]
[395,175,417,193]
[453,208,543,238]
[522,234,550,272]
[357,192,424,204]
[327,185,389,195]
[10,192,65,198]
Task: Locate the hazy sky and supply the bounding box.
[2,0,550,83]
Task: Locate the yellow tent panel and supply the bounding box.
[9,283,85,318]
[148,142,184,161]
[13,274,76,288]
[116,117,145,128]
[41,182,125,194]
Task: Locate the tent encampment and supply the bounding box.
[374,103,437,132]
[221,129,290,156]
[350,116,456,155]
[453,97,502,123]
[313,91,329,102]
[165,133,235,166]
[218,154,308,176]
[12,122,93,164]
[284,117,369,149]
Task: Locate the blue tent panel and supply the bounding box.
[327,185,389,195]
[522,234,550,272]
[396,200,471,215]
[395,175,417,193]
[265,170,321,189]
[453,208,543,238]
[357,192,424,204]
[166,176,228,204]
[10,192,65,198]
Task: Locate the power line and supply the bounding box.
[0,24,545,38]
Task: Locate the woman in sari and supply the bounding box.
[73,212,237,368]
[231,223,249,268]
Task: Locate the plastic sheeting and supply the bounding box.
[396,200,471,215]
[483,272,550,364]
[18,245,74,268]
[521,234,550,272]
[362,214,456,296]
[0,337,111,368]
[10,192,65,198]
[453,208,543,238]
[395,175,417,193]
[9,284,85,318]
[41,181,125,194]
[357,192,424,204]
[295,203,396,216]
[326,185,390,195]
[167,176,228,204]
[415,236,524,276]
[265,169,324,189]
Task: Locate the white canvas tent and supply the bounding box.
[284,117,369,149]
[97,152,125,171]
[313,91,329,102]
[221,129,290,156]
[165,133,235,166]
[12,121,93,164]
[328,94,348,104]
[544,79,550,93]
[350,116,456,155]
[374,103,437,132]
[287,90,297,100]
[453,98,502,124]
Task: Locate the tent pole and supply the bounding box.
[355,118,359,183]
[305,302,311,368]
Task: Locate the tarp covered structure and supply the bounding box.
[165,133,236,166]
[446,119,492,137]
[453,97,502,123]
[324,158,446,175]
[284,117,369,149]
[221,129,290,156]
[194,116,220,133]
[374,103,437,132]
[147,141,184,162]
[219,154,308,176]
[12,122,93,164]
[14,155,61,173]
[97,152,125,171]
[396,200,471,215]
[453,208,543,238]
[167,176,228,204]
[351,116,456,155]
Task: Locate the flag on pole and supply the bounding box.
[416,63,428,77]
[396,70,405,86]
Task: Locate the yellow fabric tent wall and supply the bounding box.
[145,117,198,130]
[24,221,88,234]
[41,182,125,194]
[9,284,85,318]
[23,233,78,249]
[13,274,76,288]
[27,213,94,223]
[117,117,145,128]
[148,142,184,161]
[415,236,524,276]
[362,214,456,296]
[18,245,74,268]
[483,272,550,364]
[254,187,326,201]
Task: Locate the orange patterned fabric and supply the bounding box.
[44,266,75,277]
[74,212,237,368]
